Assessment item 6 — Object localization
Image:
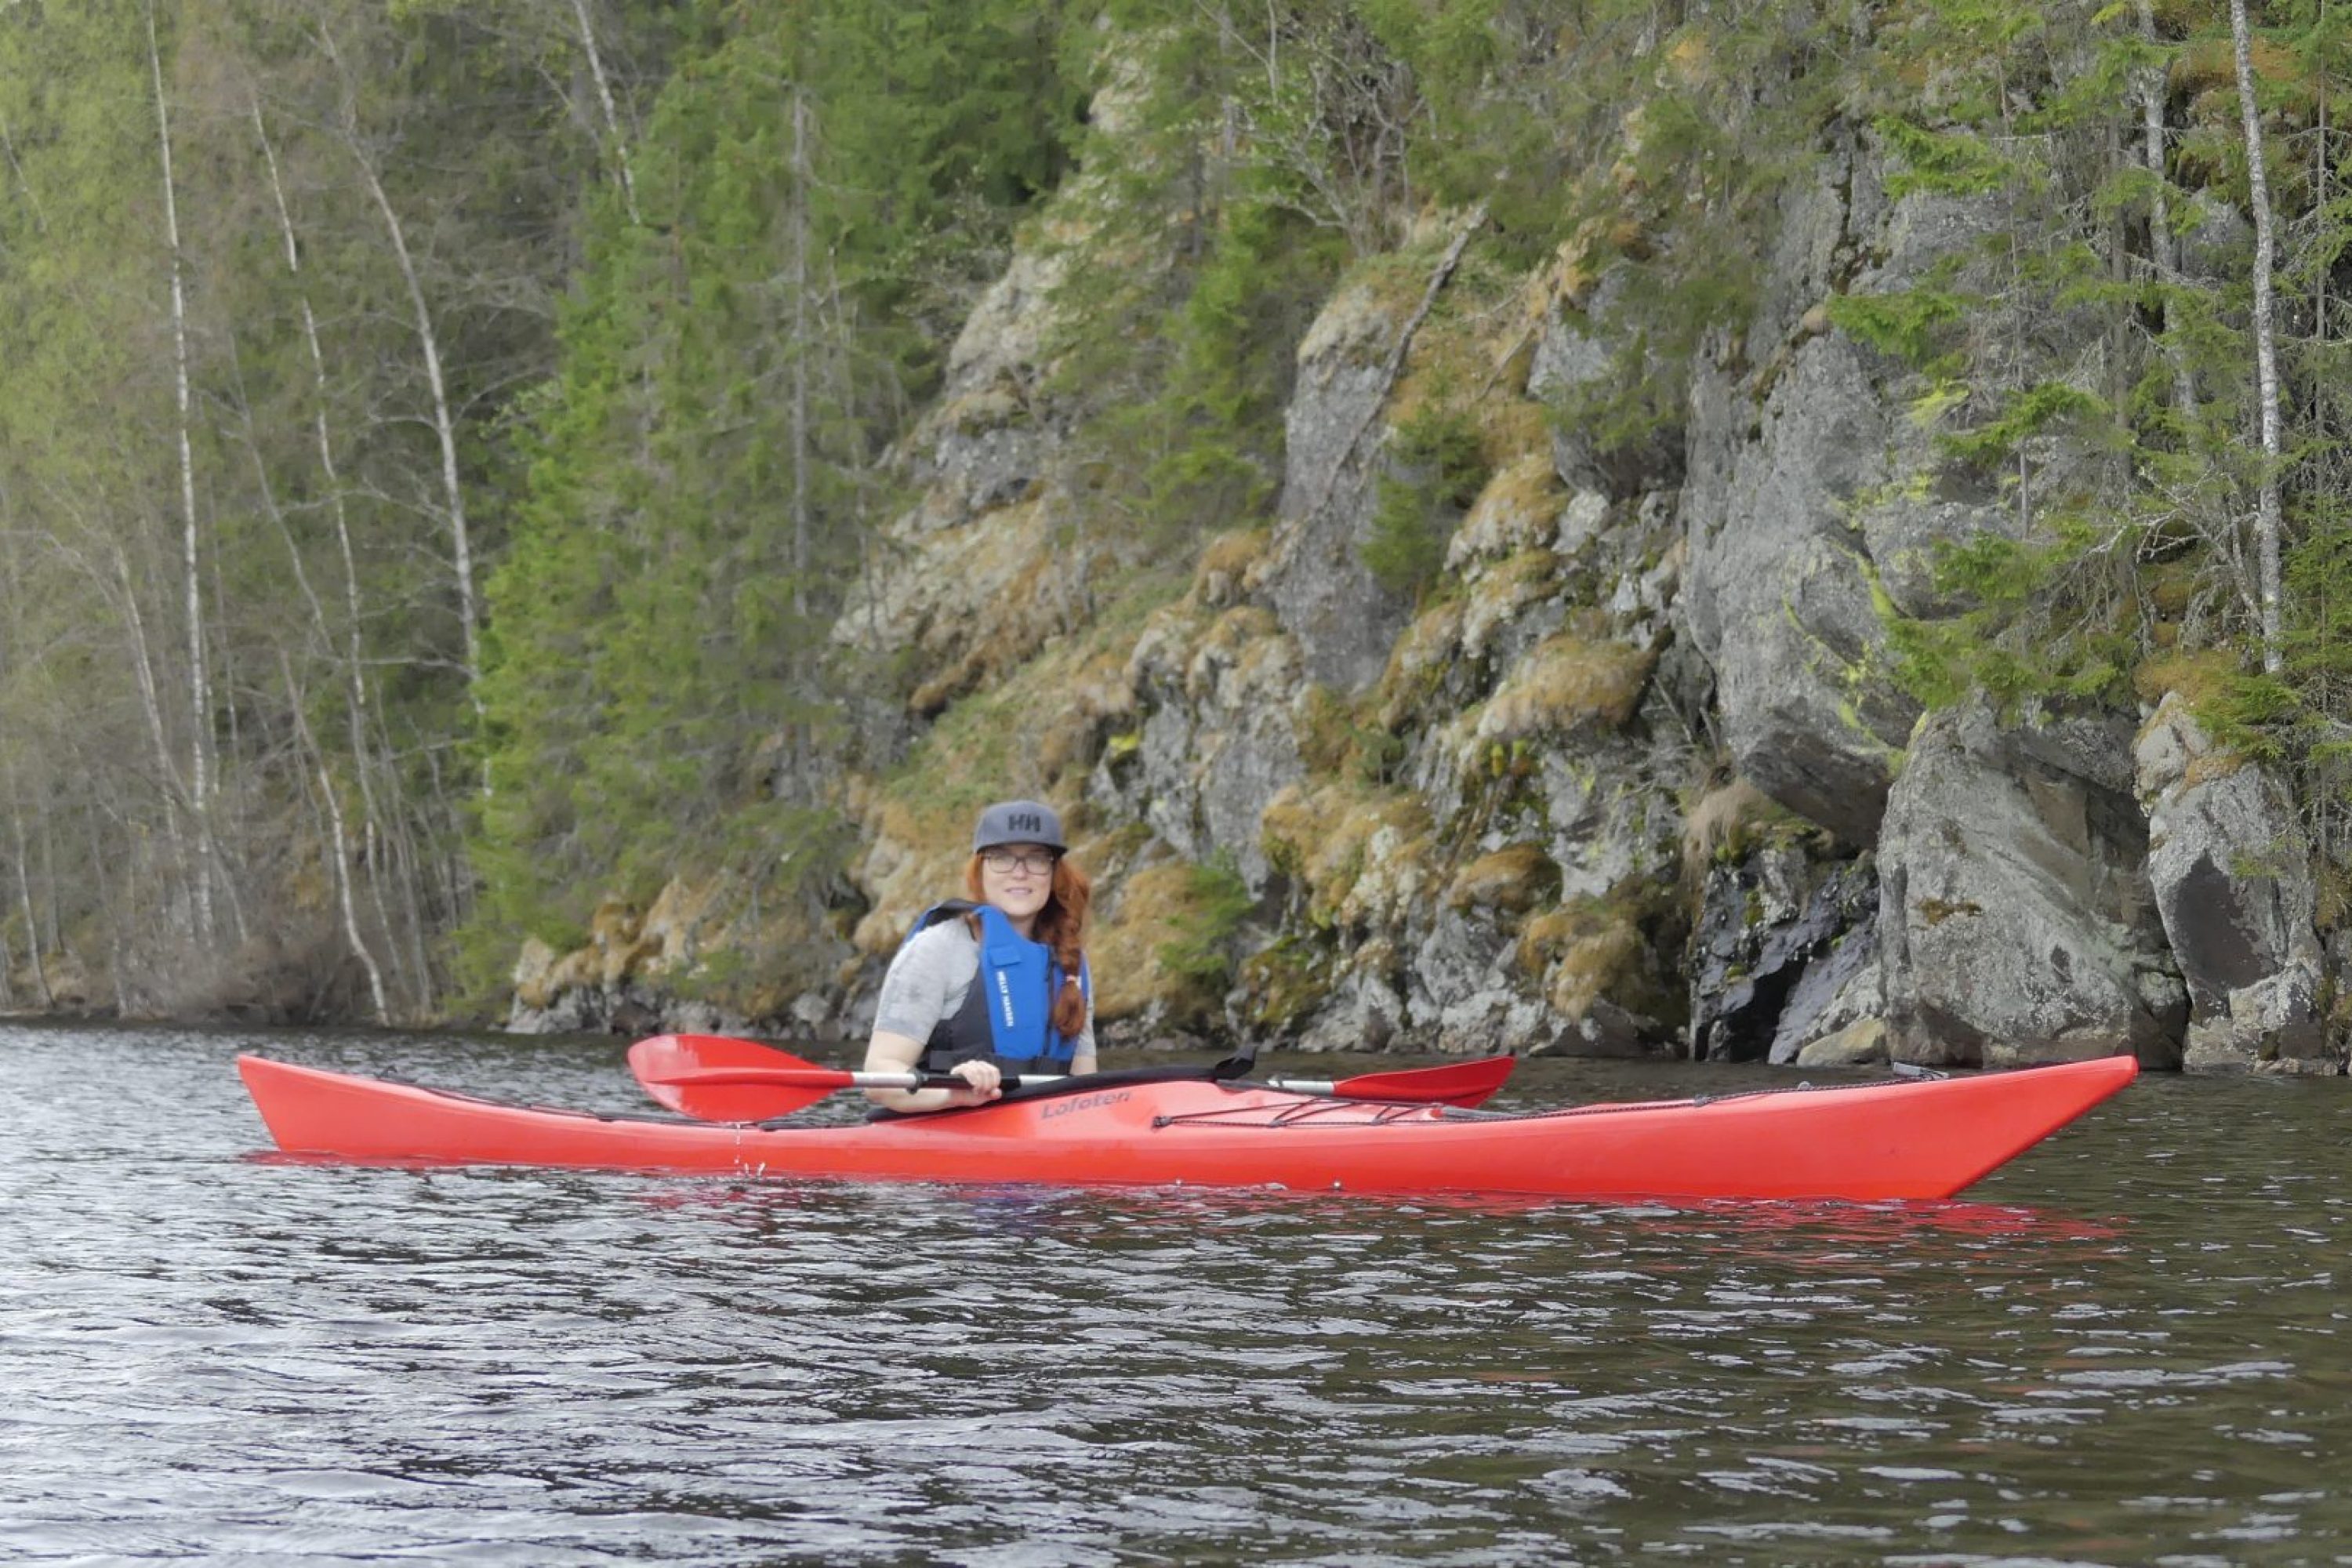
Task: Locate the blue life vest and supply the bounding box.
[903,901,1091,1073]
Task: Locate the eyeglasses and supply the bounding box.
[981,849,1058,876]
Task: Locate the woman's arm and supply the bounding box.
[862,1027,1001,1112]
[1067,991,1097,1076]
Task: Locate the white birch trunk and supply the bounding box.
[352,150,483,706]
[568,0,638,223]
[110,540,193,931]
[253,96,408,1006]
[786,89,811,795]
[371,695,439,1014]
[9,800,45,1007]
[319,27,485,753]
[148,1,215,942]
[790,89,810,615]
[2230,0,2287,673]
[0,107,44,232]
[281,652,388,1023]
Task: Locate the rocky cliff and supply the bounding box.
[511,38,2344,1077]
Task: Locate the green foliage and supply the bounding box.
[1155,855,1255,987]
[1120,199,1348,546]
[1937,382,2110,466]
[1883,522,2137,716]
[2197,671,2299,766]
[1044,3,1363,554]
[1877,118,2019,199]
[1545,319,1693,483]
[467,0,1083,962]
[1362,401,1486,597]
[1824,285,1972,376]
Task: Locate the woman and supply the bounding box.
[862,799,1095,1112]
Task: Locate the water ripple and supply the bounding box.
[1,1026,2348,1563]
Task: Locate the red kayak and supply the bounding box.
[235,1052,2137,1202]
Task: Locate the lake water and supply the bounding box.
[2,1024,2347,1565]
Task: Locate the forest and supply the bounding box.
[0,0,1083,1021]
[2,0,2346,1069]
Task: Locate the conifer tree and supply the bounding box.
[467,0,1083,981]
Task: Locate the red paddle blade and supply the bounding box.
[1330,1054,1514,1107]
[627,1034,831,1121]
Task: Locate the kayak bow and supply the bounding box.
[235,1052,2139,1203]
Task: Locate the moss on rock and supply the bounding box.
[1678,775,1826,881]
[1468,627,1655,752]
[1447,450,1570,568]
[1517,883,1688,1030]
[1261,781,1435,929]
[1192,528,1271,607]
[1239,932,1340,1037]
[1446,843,1562,919]
[1091,860,1219,1024]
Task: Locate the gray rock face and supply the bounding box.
[2134,693,2332,1073]
[1291,954,1409,1054]
[1878,704,2185,1065]
[1688,848,1879,1062]
[1261,285,1419,693]
[1528,742,1685,904]
[1406,906,1553,1055]
[1678,130,2120,847]
[1682,336,1918,840]
[505,981,744,1040]
[1676,130,1920,844]
[902,245,1068,521]
[1094,604,1307,891]
[2182,968,2332,1075]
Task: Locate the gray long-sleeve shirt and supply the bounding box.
[872,920,1097,1058]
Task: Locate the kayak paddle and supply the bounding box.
[626,1033,1514,1122]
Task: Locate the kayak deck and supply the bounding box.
[236,1052,2139,1202]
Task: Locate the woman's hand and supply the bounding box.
[946,1059,1003,1105]
[862,1031,1004,1112]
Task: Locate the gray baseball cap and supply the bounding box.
[972,799,1065,853]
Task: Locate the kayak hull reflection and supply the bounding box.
[236,1053,2136,1202]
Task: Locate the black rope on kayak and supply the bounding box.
[1152,1098,1430,1130]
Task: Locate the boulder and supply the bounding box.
[2182,969,2331,1075]
[2135,692,2333,1074]
[1879,703,2185,1065]
[1795,1017,1888,1068]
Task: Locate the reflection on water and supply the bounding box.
[0,1023,2346,1565]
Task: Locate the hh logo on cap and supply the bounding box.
[1010,811,1043,833]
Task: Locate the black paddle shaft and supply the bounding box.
[913,1073,1052,1091]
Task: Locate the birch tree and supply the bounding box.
[2229,0,2287,673]
[318,21,485,742]
[569,0,639,223]
[148,0,216,940]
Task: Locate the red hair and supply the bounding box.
[964,851,1093,1040]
